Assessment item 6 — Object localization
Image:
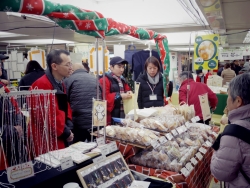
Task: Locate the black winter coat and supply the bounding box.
[19,70,45,90]
[64,69,101,130]
[136,72,164,109]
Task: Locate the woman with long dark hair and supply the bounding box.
[136,56,164,109]
[19,60,45,90]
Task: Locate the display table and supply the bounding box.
[213,94,227,115]
[0,151,117,188]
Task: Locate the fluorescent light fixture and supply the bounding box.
[1,39,75,45]
[170,47,194,52]
[243,31,250,43]
[0,31,28,38]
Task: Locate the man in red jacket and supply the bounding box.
[179,71,218,125]
[30,49,74,156]
[100,57,132,125]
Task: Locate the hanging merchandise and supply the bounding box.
[194,34,219,70]
[28,48,46,69]
[89,46,109,75]
[131,50,163,81]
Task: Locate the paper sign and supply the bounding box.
[99,145,109,156]
[129,180,151,188]
[212,132,218,137]
[185,162,194,172]
[176,127,183,134]
[93,155,106,164]
[93,100,107,126]
[182,125,188,132]
[199,93,211,121]
[181,167,190,177]
[205,141,212,147]
[171,129,178,136]
[96,137,105,146]
[7,161,35,183]
[165,133,173,141]
[108,141,118,153]
[195,116,200,121]
[191,157,198,166]
[208,136,214,143]
[151,140,160,149]
[196,152,203,161]
[159,136,167,144]
[60,157,74,170]
[185,122,191,128]
[199,147,207,154]
[191,118,196,123]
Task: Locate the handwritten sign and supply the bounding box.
[7,161,35,183]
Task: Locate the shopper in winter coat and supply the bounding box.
[211,73,250,187]
[30,50,74,156]
[195,70,207,84]
[64,63,101,142]
[99,56,132,125]
[0,54,9,85]
[19,60,45,90]
[179,71,218,125]
[221,63,236,85]
[136,56,164,109]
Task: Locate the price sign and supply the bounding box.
[93,155,106,164]
[195,116,200,121]
[96,137,105,146]
[99,146,109,156]
[191,157,198,166]
[185,122,191,128]
[176,127,183,134]
[212,132,218,137]
[165,133,173,141]
[108,141,118,153]
[205,141,212,147]
[60,157,74,170]
[196,152,203,161]
[159,136,167,144]
[191,118,196,123]
[151,140,160,149]
[182,125,188,132]
[171,129,178,136]
[199,147,207,154]
[185,162,194,172]
[181,167,190,177]
[208,136,214,143]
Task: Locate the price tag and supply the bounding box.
[195,116,200,121]
[196,152,203,161]
[185,162,194,172]
[182,125,188,132]
[108,141,118,153]
[191,118,196,123]
[159,136,167,144]
[171,129,178,136]
[96,137,105,146]
[176,127,183,134]
[151,140,160,149]
[199,147,207,154]
[165,133,173,141]
[191,157,198,166]
[60,156,74,170]
[93,155,106,164]
[212,132,218,137]
[180,167,190,177]
[185,122,191,128]
[208,136,214,143]
[205,141,212,147]
[99,145,109,156]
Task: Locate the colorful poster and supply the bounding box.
[194,34,219,70]
[93,100,107,126]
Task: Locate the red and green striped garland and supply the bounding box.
[0,0,170,97]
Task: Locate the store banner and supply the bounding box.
[198,93,211,121]
[92,100,107,126]
[219,50,243,60]
[194,34,219,70]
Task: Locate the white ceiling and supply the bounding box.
[0,0,249,52]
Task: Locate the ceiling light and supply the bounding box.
[1,39,75,45]
[0,31,28,38]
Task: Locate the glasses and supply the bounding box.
[60,63,72,67]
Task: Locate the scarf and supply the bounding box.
[147,72,160,85]
[111,73,125,118]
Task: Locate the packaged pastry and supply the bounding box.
[106,126,116,137]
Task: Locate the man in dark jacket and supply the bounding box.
[64,63,101,142]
